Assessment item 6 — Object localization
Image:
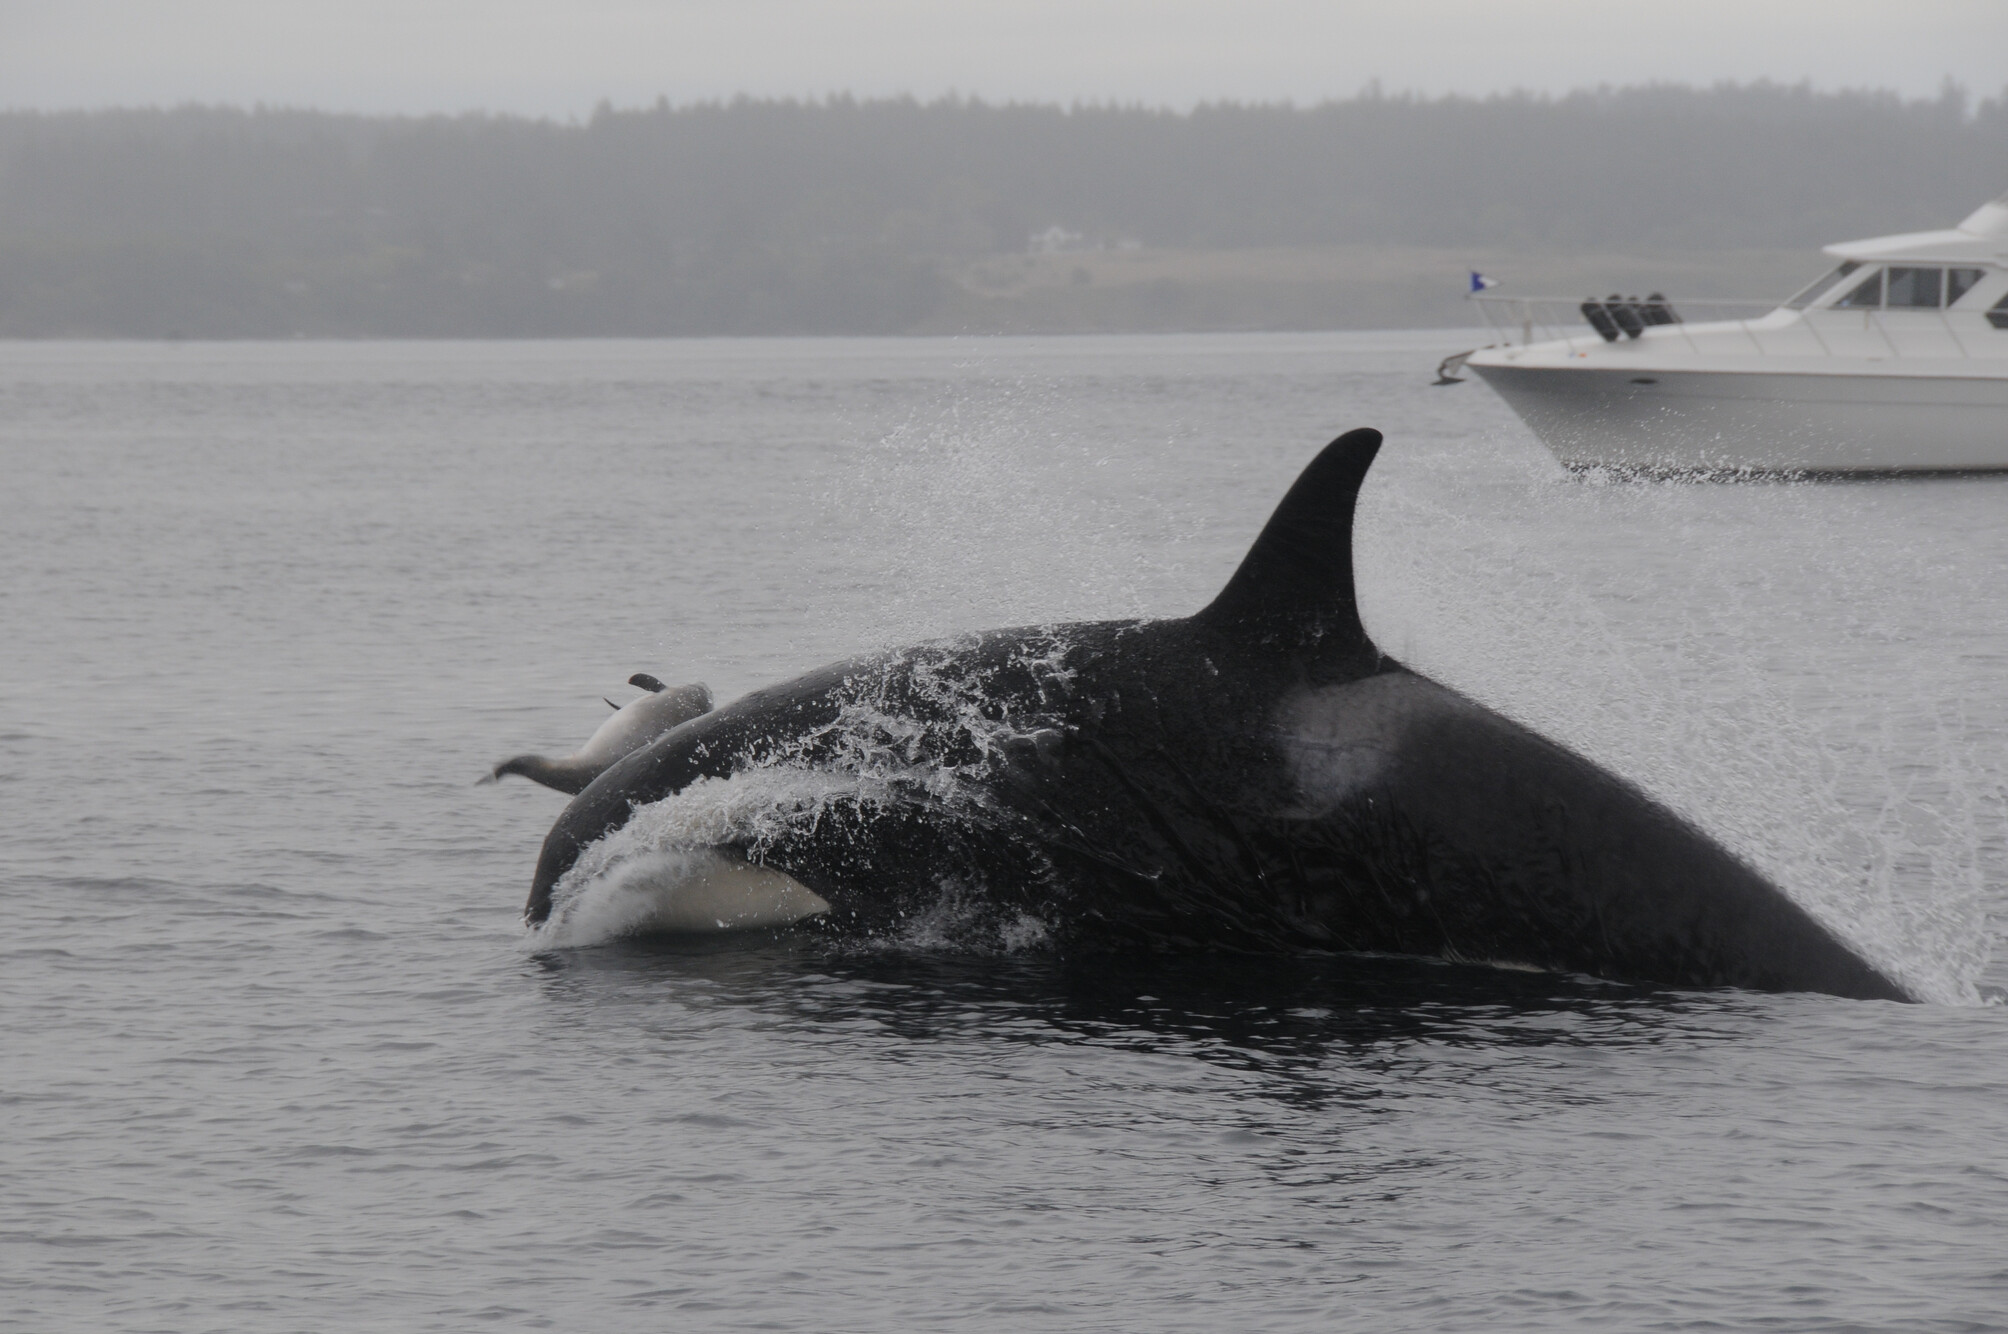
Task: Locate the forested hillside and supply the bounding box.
[2,83,2003,336]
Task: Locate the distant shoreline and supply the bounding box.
[0,326,1499,346]
[0,244,1814,340]
[3,90,1996,337]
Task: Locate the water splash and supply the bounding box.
[528,767,857,948]
[878,880,1054,955]
[822,379,1202,648]
[532,631,1083,952]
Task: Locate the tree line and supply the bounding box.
[1,83,2003,336]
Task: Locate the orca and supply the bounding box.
[523,430,1911,1001]
[484,676,713,794]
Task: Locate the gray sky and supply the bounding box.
[2,0,2003,116]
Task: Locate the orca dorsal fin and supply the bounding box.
[1194,428,1382,669]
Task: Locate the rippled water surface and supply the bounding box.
[4,334,2007,1330]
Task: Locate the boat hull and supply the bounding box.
[1470,363,2008,474]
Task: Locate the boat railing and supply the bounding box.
[1468,293,1983,359]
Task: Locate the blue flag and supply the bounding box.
[1469,271,1500,293]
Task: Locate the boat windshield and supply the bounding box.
[1833,268,1885,308]
[1817,264,1990,310]
[1885,267,1944,308]
[1785,261,1860,309]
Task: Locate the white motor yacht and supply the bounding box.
[1458,192,2008,473]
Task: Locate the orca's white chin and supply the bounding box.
[604,848,830,936]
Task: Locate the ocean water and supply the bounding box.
[3,333,2006,1331]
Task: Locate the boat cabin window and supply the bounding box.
[1830,265,1992,311]
[1786,261,1860,309]
[1884,267,1944,308]
[1989,292,2008,331]
[1833,268,1885,308]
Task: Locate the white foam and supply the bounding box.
[526,638,1090,952]
[876,880,1054,955]
[527,658,1048,951]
